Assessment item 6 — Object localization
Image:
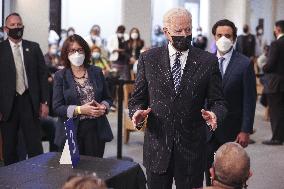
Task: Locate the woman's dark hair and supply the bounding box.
[61,34,91,68]
[128,27,144,48]
[212,19,238,41]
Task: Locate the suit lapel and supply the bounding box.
[22,40,31,79]
[159,46,176,96]
[222,50,237,87]
[65,68,80,105]
[176,47,201,97]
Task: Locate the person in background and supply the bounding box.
[193,26,208,50]
[53,34,113,157]
[129,8,227,189]
[67,27,76,37]
[85,25,108,59]
[205,142,252,189]
[206,19,256,186]
[126,27,144,79]
[59,29,68,49]
[151,25,167,48]
[44,44,62,74]
[107,25,129,80]
[255,25,267,58]
[48,29,60,45]
[90,45,111,76]
[0,13,49,165]
[262,20,284,145]
[257,45,270,75]
[235,24,256,64]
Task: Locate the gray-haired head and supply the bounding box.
[213,142,251,188]
[163,7,192,28]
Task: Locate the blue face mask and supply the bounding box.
[92,52,101,59]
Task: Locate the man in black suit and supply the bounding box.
[129,8,227,189]
[236,24,256,61]
[0,13,49,165]
[205,19,256,186]
[262,20,284,145]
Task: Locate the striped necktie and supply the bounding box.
[172,52,182,93]
[218,57,225,77]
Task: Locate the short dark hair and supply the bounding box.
[61,34,91,68]
[5,12,22,24]
[275,20,284,33]
[116,25,125,33]
[212,19,237,40]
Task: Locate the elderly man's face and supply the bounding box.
[164,15,192,43]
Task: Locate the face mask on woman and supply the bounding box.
[68,52,85,67]
[131,32,139,40]
[216,36,233,54]
[92,52,101,59]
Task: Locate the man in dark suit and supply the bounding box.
[205,19,256,185]
[0,13,49,165]
[128,8,227,189]
[236,24,256,61]
[262,20,284,145]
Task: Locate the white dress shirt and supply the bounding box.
[217,47,234,75]
[168,42,189,76]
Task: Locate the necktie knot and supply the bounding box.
[175,51,182,59]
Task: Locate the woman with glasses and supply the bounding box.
[52,34,113,157]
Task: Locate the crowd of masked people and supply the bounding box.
[0,9,284,189]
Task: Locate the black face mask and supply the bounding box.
[171,35,192,51]
[7,27,24,40]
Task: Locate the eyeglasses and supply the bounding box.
[68,48,84,55]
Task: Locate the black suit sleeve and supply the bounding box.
[242,62,256,133]
[128,53,149,118]
[35,43,49,104]
[263,41,278,73]
[206,58,227,125]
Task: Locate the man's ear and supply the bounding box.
[3,26,8,33]
[248,170,253,178]
[209,167,215,179]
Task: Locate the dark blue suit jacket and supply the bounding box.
[52,65,113,146]
[212,50,256,143]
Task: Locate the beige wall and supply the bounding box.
[121,0,152,47]
[10,0,49,53]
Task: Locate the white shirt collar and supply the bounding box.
[277,33,284,40]
[168,42,189,57]
[8,39,22,48]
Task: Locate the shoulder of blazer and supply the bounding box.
[233,50,250,67]
[140,46,167,60]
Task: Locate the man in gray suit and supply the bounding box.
[129,8,227,189]
[0,13,49,165]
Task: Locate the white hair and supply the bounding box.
[163,7,192,28]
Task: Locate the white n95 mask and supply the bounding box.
[68,52,85,67]
[216,36,233,54]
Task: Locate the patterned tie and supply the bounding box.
[218,57,225,77]
[172,52,182,93]
[13,44,26,94]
